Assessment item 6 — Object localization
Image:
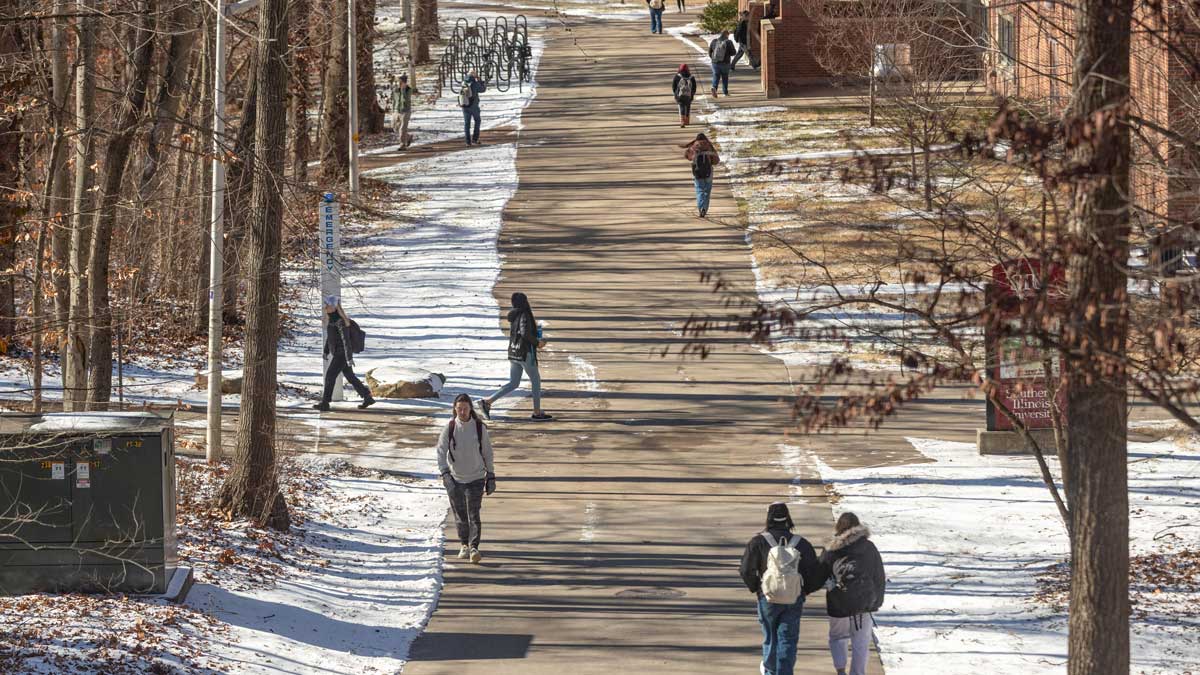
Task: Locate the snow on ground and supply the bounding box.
[801,434,1200,674]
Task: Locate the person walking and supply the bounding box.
[732,11,753,71]
[708,30,735,97]
[479,292,553,421]
[391,74,415,149]
[683,133,720,217]
[646,0,666,34]
[672,64,697,128]
[437,393,496,564]
[740,502,825,675]
[676,0,686,12]
[315,300,375,411]
[820,512,886,675]
[458,70,486,146]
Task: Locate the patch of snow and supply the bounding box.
[568,354,602,392]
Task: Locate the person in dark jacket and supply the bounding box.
[479,293,552,421]
[732,11,753,71]
[740,502,825,675]
[819,512,886,675]
[672,64,698,127]
[459,70,487,146]
[315,300,375,411]
[708,30,735,97]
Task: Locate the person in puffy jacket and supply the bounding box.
[315,300,374,411]
[739,502,825,675]
[683,133,721,217]
[672,64,698,127]
[819,512,886,675]
[437,393,496,564]
[479,292,552,421]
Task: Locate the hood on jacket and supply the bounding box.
[678,64,690,75]
[765,502,794,531]
[826,524,870,552]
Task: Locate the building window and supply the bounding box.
[997,14,1015,66]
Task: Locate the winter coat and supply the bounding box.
[672,72,697,101]
[506,295,538,362]
[819,525,886,618]
[323,313,351,361]
[708,37,735,65]
[436,415,495,483]
[392,84,413,113]
[684,140,721,165]
[740,527,826,598]
[734,19,749,45]
[462,76,487,110]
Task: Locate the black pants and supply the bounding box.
[447,478,485,548]
[321,353,371,403]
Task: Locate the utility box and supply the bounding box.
[0,412,177,595]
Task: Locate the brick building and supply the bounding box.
[984,1,1200,251]
[739,0,832,97]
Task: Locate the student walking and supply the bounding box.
[683,133,720,217]
[740,503,824,675]
[732,11,754,71]
[458,70,487,146]
[479,293,553,421]
[672,64,697,127]
[315,301,375,411]
[676,0,686,11]
[391,74,415,149]
[820,512,886,675]
[646,0,666,33]
[708,30,736,97]
[437,393,496,564]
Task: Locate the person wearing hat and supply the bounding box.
[437,393,497,564]
[671,64,698,128]
[740,502,824,675]
[390,74,415,149]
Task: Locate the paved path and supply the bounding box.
[403,10,884,675]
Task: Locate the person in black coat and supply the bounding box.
[732,10,755,71]
[672,64,698,127]
[739,502,825,675]
[819,512,886,675]
[315,300,375,411]
[479,293,553,421]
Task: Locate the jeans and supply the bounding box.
[829,614,874,675]
[711,62,730,95]
[320,353,371,403]
[693,176,713,214]
[490,351,542,410]
[649,7,663,33]
[463,106,481,144]
[676,97,692,117]
[757,594,804,675]
[446,477,485,548]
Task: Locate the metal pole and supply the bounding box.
[348,0,360,199]
[206,0,229,463]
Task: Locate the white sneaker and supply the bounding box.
[469,548,482,564]
[759,662,767,675]
[457,545,469,559]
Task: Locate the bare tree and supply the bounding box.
[320,0,349,183]
[219,0,291,531]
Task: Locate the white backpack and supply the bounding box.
[458,81,474,107]
[760,532,804,605]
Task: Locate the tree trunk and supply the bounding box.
[86,0,156,408]
[413,0,436,64]
[49,0,73,341]
[289,0,313,181]
[1065,0,1133,672]
[319,0,349,183]
[222,54,260,325]
[357,0,385,134]
[0,10,25,345]
[193,12,214,336]
[219,0,291,531]
[138,2,199,199]
[65,0,97,411]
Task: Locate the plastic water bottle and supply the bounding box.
[536,322,544,340]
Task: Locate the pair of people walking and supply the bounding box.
[740,504,886,675]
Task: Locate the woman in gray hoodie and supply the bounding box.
[438,393,496,563]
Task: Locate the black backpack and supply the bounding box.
[832,555,875,615]
[346,320,366,354]
[447,417,485,464]
[692,151,713,179]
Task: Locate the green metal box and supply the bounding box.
[0,412,177,594]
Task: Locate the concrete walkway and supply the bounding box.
[403,10,883,675]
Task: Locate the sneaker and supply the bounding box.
[479,399,492,420]
[711,87,718,98]
[457,544,470,559]
[531,412,554,421]
[469,548,482,564]
[313,402,330,412]
[358,396,375,410]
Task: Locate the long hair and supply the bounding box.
[680,132,711,150]
[452,393,478,421]
[835,511,861,535]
